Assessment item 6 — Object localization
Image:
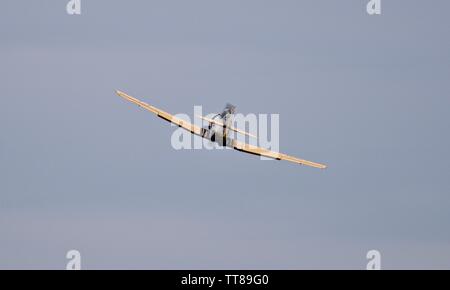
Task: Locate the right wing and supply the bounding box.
[232,139,327,169]
[116,90,204,137]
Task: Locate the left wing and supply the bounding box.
[116,90,204,136]
[232,139,327,169]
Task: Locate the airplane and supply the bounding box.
[116,90,327,169]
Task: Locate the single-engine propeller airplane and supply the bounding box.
[116,90,327,169]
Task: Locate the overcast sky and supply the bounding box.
[1,0,450,269]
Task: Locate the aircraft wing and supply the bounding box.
[232,139,327,169]
[116,90,204,136]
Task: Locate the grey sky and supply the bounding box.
[1,0,449,269]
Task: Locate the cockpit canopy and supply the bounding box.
[220,103,236,118]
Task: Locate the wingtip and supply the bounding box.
[318,163,328,169]
[116,90,130,101]
[308,162,327,169]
